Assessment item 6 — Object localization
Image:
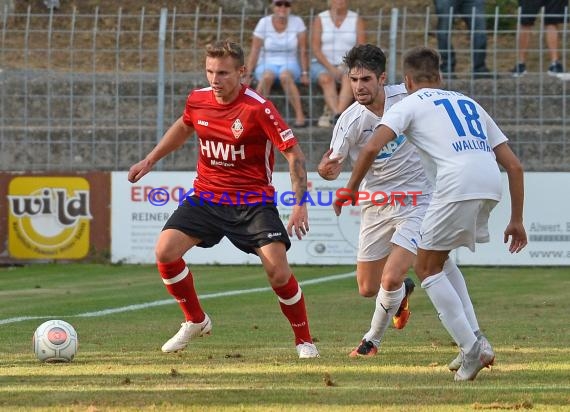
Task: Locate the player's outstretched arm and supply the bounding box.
[317,148,343,181]
[128,117,194,183]
[332,125,396,216]
[282,144,309,240]
[493,142,527,253]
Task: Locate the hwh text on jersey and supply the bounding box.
[200,139,246,164]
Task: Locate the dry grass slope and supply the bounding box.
[8,0,525,74]
[17,0,432,15]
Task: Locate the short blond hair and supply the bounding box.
[205,40,245,67]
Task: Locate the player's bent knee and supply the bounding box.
[266,270,291,288]
[358,284,378,298]
[381,272,405,291]
[413,262,438,280]
[155,246,181,265]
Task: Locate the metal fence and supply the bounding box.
[0,6,568,172]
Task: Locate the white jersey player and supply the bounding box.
[319,44,479,359]
[338,46,527,380]
[330,84,429,196]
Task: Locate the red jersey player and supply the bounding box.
[128,39,318,358]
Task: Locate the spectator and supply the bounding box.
[245,0,309,127]
[511,0,566,77]
[434,0,491,77]
[311,0,366,127]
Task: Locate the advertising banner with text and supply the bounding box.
[111,171,360,264]
[455,172,570,265]
[0,172,110,263]
[111,171,570,266]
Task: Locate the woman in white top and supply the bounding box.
[245,0,309,127]
[311,0,366,127]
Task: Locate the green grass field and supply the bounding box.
[1,264,569,411]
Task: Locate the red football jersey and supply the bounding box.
[182,84,298,204]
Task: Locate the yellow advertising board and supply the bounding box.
[7,177,93,259]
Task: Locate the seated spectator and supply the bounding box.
[311,0,366,127]
[245,0,309,127]
[511,0,566,77]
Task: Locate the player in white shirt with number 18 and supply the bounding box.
[321,44,489,362]
[338,46,527,381]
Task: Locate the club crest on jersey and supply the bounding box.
[231,119,244,139]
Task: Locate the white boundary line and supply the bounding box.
[0,272,355,326]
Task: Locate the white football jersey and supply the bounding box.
[330,84,431,195]
[380,87,507,203]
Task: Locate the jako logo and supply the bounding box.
[197,120,208,126]
[7,177,93,259]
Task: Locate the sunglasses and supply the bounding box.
[274,1,291,7]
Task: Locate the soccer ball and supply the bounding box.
[33,320,78,363]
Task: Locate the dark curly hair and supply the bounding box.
[343,44,387,78]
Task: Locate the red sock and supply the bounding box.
[272,274,312,345]
[157,258,205,323]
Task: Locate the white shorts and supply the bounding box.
[357,194,430,262]
[419,199,498,252]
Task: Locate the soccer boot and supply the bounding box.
[161,314,212,353]
[448,334,491,372]
[393,277,415,329]
[296,342,320,358]
[447,351,463,372]
[454,339,495,381]
[349,339,378,357]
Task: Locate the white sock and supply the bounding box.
[363,284,405,347]
[421,272,477,352]
[443,259,480,334]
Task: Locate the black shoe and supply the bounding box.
[393,277,415,329]
[395,277,415,317]
[511,63,527,78]
[548,61,564,76]
[403,276,415,296]
[349,339,377,357]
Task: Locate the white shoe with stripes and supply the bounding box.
[161,314,212,353]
